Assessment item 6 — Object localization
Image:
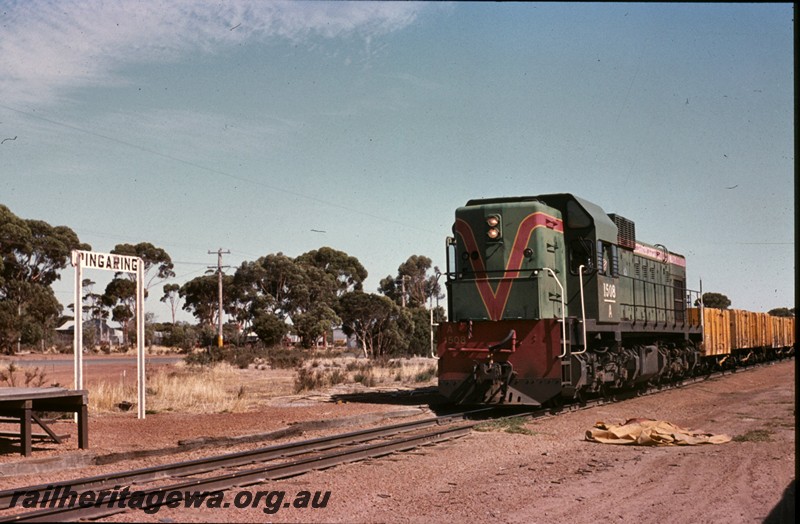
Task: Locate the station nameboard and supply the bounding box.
[71,250,141,273]
[71,248,147,418]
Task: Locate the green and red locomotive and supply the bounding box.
[437,193,794,406]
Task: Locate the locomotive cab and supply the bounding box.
[535,194,621,332]
[446,198,567,322]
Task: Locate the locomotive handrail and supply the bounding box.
[451,270,536,280]
[451,274,520,281]
[699,279,705,343]
[572,265,588,355]
[534,267,568,358]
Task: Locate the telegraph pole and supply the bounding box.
[208,249,230,347]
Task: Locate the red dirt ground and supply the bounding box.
[0,355,795,523]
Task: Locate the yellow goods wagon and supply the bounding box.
[688,308,731,356]
[679,309,792,355]
[787,317,795,347]
[770,316,795,348]
[730,309,754,349]
[753,312,772,348]
[770,316,782,347]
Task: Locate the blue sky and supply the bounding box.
[0,2,794,323]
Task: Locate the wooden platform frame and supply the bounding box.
[0,388,88,457]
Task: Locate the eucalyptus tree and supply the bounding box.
[180,273,233,328]
[228,253,299,345]
[0,204,87,353]
[698,292,732,310]
[338,292,411,358]
[294,247,368,295]
[101,242,175,345]
[109,242,176,293]
[379,255,442,309]
[768,307,795,317]
[82,279,108,321]
[160,283,182,325]
[290,247,368,347]
[226,248,368,348]
[103,277,136,344]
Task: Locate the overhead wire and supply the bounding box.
[0,102,437,235]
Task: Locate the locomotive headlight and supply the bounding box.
[486,214,502,240]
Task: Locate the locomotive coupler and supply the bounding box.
[473,361,515,401]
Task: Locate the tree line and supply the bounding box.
[1,204,444,356]
[699,292,795,317]
[174,248,444,357]
[3,205,793,356]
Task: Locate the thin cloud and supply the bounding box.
[0,1,427,106]
[384,72,443,91]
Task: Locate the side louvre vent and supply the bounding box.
[608,213,636,249]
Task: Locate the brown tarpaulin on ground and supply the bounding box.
[586,418,732,446]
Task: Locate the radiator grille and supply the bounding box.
[608,213,636,249]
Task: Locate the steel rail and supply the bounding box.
[1,423,474,522]
[0,408,492,511]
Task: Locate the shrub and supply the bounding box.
[294,367,325,393]
[353,371,376,387]
[733,429,773,442]
[329,368,347,385]
[184,345,311,370]
[414,364,437,383]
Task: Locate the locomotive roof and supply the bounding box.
[465,193,618,243]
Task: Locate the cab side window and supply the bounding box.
[596,242,619,277]
[570,238,594,274]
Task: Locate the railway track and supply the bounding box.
[0,357,790,522]
[0,407,506,522]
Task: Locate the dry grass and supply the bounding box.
[295,357,438,393]
[0,363,48,387]
[733,429,774,442]
[116,345,184,356]
[85,356,438,413]
[475,416,536,435]
[89,362,276,414]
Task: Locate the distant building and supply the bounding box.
[332,327,357,349]
[239,327,355,349]
[56,319,123,347]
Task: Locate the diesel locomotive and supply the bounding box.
[436,193,794,406]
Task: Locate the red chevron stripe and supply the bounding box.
[455,212,563,320]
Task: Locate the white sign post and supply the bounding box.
[72,250,147,419]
